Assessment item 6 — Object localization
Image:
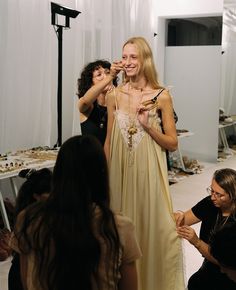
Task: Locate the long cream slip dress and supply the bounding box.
[108,88,185,290]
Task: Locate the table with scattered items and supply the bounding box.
[218,121,236,155]
[0,147,58,230]
[172,129,195,171]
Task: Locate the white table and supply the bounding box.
[0,151,57,230]
[218,121,236,155]
[170,131,194,172]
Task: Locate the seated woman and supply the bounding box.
[77,60,118,145]
[175,168,236,290]
[11,135,141,290]
[8,168,52,290]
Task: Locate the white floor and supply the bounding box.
[1,154,236,290]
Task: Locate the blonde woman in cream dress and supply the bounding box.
[105,37,185,290]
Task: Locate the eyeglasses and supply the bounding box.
[206,186,227,199]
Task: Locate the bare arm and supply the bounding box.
[175,208,219,264]
[118,261,138,290]
[78,74,114,113]
[104,90,116,161]
[78,61,122,113]
[138,90,178,151]
[177,225,219,265]
[174,209,201,227]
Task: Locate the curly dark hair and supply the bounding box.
[77,60,118,98]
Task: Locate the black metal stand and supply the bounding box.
[51,2,80,147]
[56,25,63,147]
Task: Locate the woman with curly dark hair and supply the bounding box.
[77,60,118,145]
[11,135,141,290]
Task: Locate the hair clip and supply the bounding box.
[141,88,165,111]
[141,97,159,111]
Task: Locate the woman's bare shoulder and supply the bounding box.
[158,88,171,100]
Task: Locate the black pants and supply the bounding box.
[188,260,236,290]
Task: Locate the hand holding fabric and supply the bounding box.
[177,225,199,246]
[174,211,185,227]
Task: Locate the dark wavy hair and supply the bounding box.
[14,168,52,218]
[77,60,118,98]
[16,135,120,290]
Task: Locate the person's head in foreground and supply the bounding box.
[15,135,122,290]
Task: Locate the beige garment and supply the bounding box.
[109,96,185,290]
[10,210,141,290]
[93,211,142,289]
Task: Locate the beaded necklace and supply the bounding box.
[127,84,144,151]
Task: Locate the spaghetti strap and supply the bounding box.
[113,86,124,111]
[113,88,118,110]
[151,88,165,103]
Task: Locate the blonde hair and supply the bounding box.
[122,36,162,89]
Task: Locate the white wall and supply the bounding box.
[165,46,221,162]
[155,0,223,83]
[155,0,223,17]
[154,0,223,163]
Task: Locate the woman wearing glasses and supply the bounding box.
[174,168,236,290]
[77,60,118,145]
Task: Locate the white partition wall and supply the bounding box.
[164,46,221,162]
[154,0,223,163]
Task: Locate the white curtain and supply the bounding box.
[220,1,236,115]
[0,0,157,153]
[0,0,56,153]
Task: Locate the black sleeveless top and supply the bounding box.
[80,102,107,145]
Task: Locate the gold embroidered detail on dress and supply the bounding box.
[127,125,138,149]
[114,85,163,165]
[115,111,145,152]
[127,84,144,151]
